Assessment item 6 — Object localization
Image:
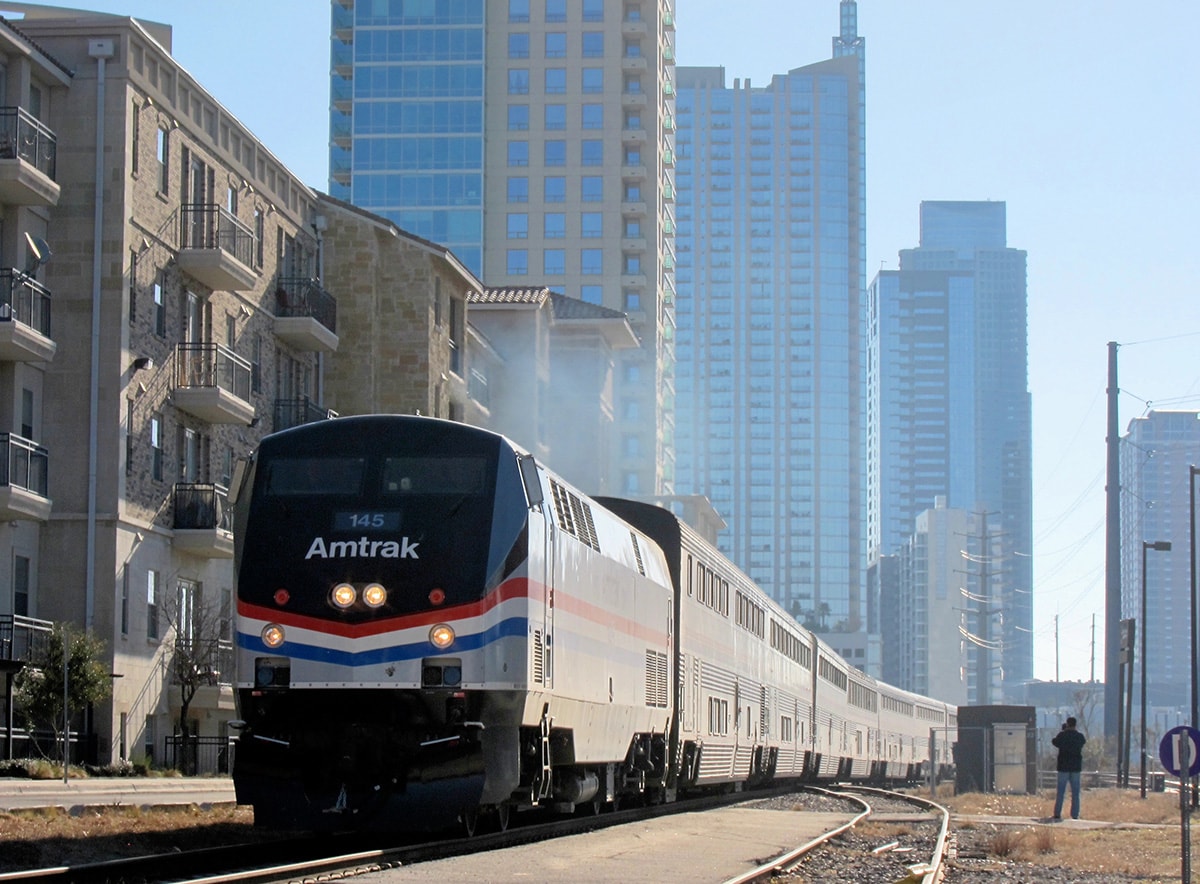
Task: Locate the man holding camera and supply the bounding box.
[1051,716,1086,820]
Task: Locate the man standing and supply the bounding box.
[1052,716,1087,820]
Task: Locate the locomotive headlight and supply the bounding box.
[331,583,357,608]
[429,623,455,649]
[261,624,286,648]
[362,583,387,608]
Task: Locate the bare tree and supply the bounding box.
[161,579,231,744]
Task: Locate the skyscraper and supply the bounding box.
[673,3,866,651]
[870,200,1032,696]
[329,0,676,497]
[1119,410,1197,710]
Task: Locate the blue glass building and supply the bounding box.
[870,200,1032,696]
[673,2,867,646]
[330,0,677,498]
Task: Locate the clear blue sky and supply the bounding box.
[13,0,1200,684]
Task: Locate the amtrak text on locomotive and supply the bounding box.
[304,537,420,559]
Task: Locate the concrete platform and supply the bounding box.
[355,806,856,883]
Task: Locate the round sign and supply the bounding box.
[1158,725,1200,777]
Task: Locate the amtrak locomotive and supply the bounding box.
[229,415,953,832]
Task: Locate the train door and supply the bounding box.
[518,455,552,688]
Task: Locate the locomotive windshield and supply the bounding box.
[235,418,529,623]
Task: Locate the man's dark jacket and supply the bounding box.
[1052,728,1086,773]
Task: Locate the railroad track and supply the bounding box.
[721,785,951,884]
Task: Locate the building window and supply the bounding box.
[508,176,529,203]
[581,212,602,238]
[545,68,567,94]
[543,249,565,275]
[544,104,566,130]
[251,333,263,393]
[582,68,603,93]
[508,104,529,130]
[545,0,566,21]
[507,140,529,167]
[544,140,566,166]
[125,398,134,475]
[581,139,603,165]
[581,176,603,202]
[582,32,604,57]
[147,569,160,640]
[506,249,528,275]
[156,126,169,193]
[545,32,566,57]
[131,101,141,174]
[544,176,566,202]
[581,104,603,129]
[509,0,530,22]
[581,284,602,304]
[544,212,566,239]
[507,213,529,239]
[624,290,641,310]
[624,75,642,94]
[623,470,640,493]
[144,715,156,764]
[624,146,641,165]
[153,277,165,336]
[120,566,130,636]
[624,218,641,237]
[583,0,604,21]
[624,111,642,130]
[624,182,642,201]
[508,32,530,57]
[128,249,138,323]
[13,554,28,617]
[150,414,163,481]
[623,254,641,274]
[581,249,603,275]
[508,68,530,94]
[623,40,641,58]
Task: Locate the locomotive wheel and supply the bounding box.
[461,806,479,838]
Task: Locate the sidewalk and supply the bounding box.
[0,775,237,812]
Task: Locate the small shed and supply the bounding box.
[954,705,1037,794]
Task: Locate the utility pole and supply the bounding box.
[1090,613,1096,683]
[1055,614,1060,683]
[1104,341,1121,739]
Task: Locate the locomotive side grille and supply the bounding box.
[550,481,576,536]
[569,493,600,551]
[645,649,668,708]
[630,532,646,575]
[549,479,601,552]
[532,629,545,684]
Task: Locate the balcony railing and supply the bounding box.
[174,342,252,399]
[171,637,235,687]
[273,276,337,333]
[273,397,337,433]
[173,482,231,532]
[0,433,48,496]
[180,204,256,268]
[0,613,52,665]
[0,269,50,337]
[0,106,56,179]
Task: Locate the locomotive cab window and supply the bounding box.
[382,456,488,495]
[266,457,364,496]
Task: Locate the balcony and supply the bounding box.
[621,163,647,180]
[663,11,675,30]
[621,56,648,72]
[0,107,58,206]
[331,76,353,113]
[622,126,648,145]
[172,342,255,425]
[621,19,647,36]
[0,433,50,522]
[0,270,53,362]
[273,277,338,352]
[332,40,353,78]
[0,614,52,670]
[177,205,257,292]
[621,91,648,109]
[621,235,647,252]
[172,483,233,558]
[274,396,338,433]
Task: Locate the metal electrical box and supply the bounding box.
[993,724,1029,793]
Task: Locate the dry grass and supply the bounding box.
[0,804,284,873]
[940,787,1195,881]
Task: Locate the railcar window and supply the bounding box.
[382,456,487,494]
[817,655,848,690]
[265,457,364,496]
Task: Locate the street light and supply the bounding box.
[1190,465,1199,807]
[1142,539,1172,799]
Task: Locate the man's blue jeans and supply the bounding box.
[1054,770,1081,819]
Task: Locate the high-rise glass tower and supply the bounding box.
[869,200,1032,695]
[329,0,677,496]
[1119,410,1198,710]
[673,2,866,642]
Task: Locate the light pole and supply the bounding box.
[1190,465,1199,807]
[1142,539,1172,799]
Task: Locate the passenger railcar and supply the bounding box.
[230,415,674,831]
